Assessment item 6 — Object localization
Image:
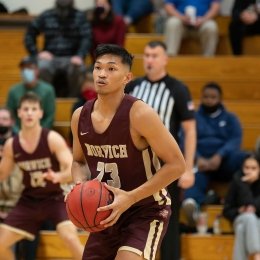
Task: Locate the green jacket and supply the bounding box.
[6,80,56,132]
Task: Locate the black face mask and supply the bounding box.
[94,6,105,17]
[56,0,73,18]
[201,104,221,114]
[0,126,10,135]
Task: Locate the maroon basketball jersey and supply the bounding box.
[78,94,171,206]
[12,128,63,199]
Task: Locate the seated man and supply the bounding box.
[24,0,92,97]
[164,0,220,56]
[229,0,260,55]
[182,82,249,226]
[6,56,55,132]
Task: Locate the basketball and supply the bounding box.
[66,179,114,232]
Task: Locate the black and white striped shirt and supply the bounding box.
[125,75,195,140]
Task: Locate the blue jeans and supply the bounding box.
[184,151,249,205]
[111,0,153,23]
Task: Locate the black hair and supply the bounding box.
[202,82,223,97]
[146,40,167,51]
[94,44,134,69]
[18,92,42,109]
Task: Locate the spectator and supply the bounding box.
[229,0,260,55]
[164,0,220,56]
[71,71,96,115]
[0,2,8,13]
[223,153,260,260]
[182,82,249,227]
[24,0,92,97]
[6,56,55,133]
[125,40,196,260]
[0,107,22,222]
[0,92,84,260]
[111,0,154,26]
[87,0,126,63]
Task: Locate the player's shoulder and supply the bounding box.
[130,99,157,120]
[72,106,83,121]
[47,129,66,144]
[4,136,14,148]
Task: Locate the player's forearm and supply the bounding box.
[71,161,90,184]
[183,128,196,172]
[129,162,185,204]
[58,168,73,184]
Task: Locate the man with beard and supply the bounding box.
[24,0,92,97]
[182,82,249,228]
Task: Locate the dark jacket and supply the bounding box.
[24,8,91,58]
[196,104,242,158]
[223,170,260,222]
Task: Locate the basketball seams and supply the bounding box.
[93,181,106,230]
[80,182,96,232]
[66,180,113,233]
[66,197,85,229]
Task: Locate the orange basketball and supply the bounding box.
[66,179,113,232]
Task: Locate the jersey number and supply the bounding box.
[96,162,121,188]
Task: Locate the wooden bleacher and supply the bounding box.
[0,16,259,260]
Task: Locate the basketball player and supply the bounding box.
[0,92,84,260]
[70,44,186,260]
[125,40,196,260]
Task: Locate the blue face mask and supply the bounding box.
[21,68,36,84]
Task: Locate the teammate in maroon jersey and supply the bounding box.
[0,92,83,260]
[70,44,186,260]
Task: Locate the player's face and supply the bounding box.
[243,158,260,183]
[201,88,221,107]
[18,101,43,128]
[143,46,168,76]
[93,54,132,95]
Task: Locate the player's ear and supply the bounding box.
[124,72,133,85]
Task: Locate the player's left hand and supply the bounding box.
[178,169,195,189]
[97,183,135,228]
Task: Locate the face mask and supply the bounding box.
[56,0,73,18]
[201,104,221,114]
[0,126,10,135]
[82,89,97,101]
[21,68,35,84]
[94,6,105,17]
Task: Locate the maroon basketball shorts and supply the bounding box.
[83,203,171,260]
[2,195,68,240]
